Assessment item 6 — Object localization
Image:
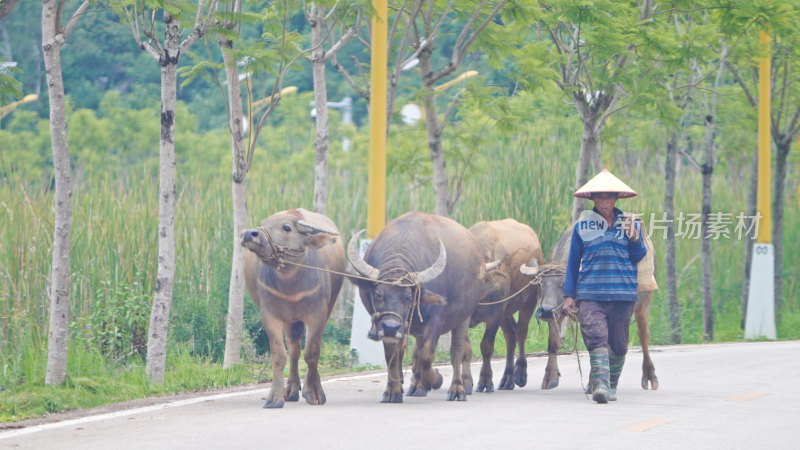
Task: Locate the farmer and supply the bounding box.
[563,169,647,404]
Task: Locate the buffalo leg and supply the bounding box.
[461,334,474,395]
[498,315,517,390]
[381,341,404,403]
[635,291,659,390]
[302,317,327,405]
[477,318,501,392]
[513,299,536,388]
[285,321,304,402]
[541,316,564,390]
[262,314,287,408]
[447,320,469,401]
[407,332,443,397]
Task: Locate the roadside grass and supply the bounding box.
[1,125,797,422]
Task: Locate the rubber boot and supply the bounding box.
[609,350,625,401]
[589,347,610,404]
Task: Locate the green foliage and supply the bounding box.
[0,57,22,105]
[70,281,150,362]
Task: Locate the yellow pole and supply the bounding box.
[250,86,298,110]
[0,94,38,121]
[756,30,771,243]
[745,29,776,340]
[367,0,387,238]
[433,70,479,92]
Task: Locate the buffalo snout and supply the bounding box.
[381,319,402,337]
[242,229,260,244]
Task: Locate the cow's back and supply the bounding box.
[549,227,573,264]
[470,219,544,295]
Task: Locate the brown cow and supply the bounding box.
[241,208,345,408]
[534,219,659,391]
[347,212,488,403]
[468,219,544,392]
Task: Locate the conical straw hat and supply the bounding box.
[573,169,637,199]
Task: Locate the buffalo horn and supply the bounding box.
[485,259,501,271]
[416,238,447,284]
[347,230,380,280]
[296,219,339,236]
[519,258,540,276]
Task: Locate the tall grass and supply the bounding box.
[1,121,797,420]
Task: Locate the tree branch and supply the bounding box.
[725,61,756,107]
[62,1,90,39]
[181,0,220,53]
[449,0,506,78]
[126,5,161,60]
[331,53,369,99]
[322,9,361,62]
[0,0,20,23]
[429,0,506,83]
[785,106,800,141]
[678,147,704,172]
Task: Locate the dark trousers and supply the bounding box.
[577,300,635,355]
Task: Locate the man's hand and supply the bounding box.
[564,296,579,319]
[622,214,639,241]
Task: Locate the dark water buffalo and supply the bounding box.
[347,212,487,403]
[468,219,544,392]
[241,208,345,408]
[535,219,659,391]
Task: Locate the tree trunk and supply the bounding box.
[310,4,329,215]
[145,14,181,384]
[224,178,247,367]
[741,151,757,328]
[590,141,604,174]
[571,116,599,223]
[701,115,715,341]
[664,131,681,344]
[773,140,790,324]
[0,0,20,22]
[419,49,450,217]
[219,33,248,369]
[42,0,72,386]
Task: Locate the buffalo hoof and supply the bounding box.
[407,384,429,397]
[541,374,560,390]
[464,385,472,395]
[263,398,284,409]
[476,382,494,393]
[498,373,515,390]
[514,368,528,388]
[303,390,326,405]
[446,388,467,401]
[381,392,403,403]
[642,374,659,390]
[432,370,444,390]
[286,391,300,402]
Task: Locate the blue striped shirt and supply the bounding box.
[563,208,647,302]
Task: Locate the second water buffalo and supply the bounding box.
[468,218,544,392]
[348,211,489,403]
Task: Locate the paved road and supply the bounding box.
[2,340,798,449]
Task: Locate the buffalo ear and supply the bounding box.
[349,275,375,291]
[484,270,508,291]
[421,290,447,306]
[304,233,338,249]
